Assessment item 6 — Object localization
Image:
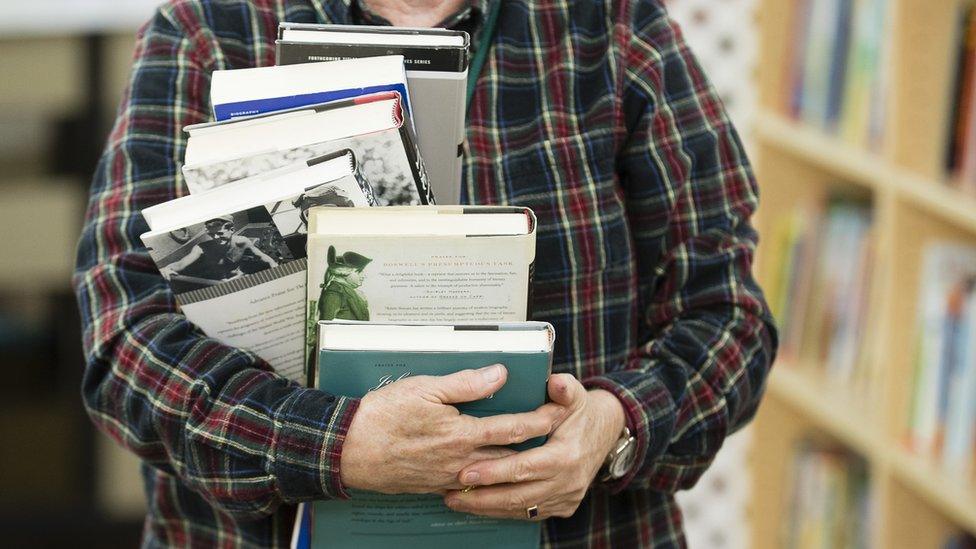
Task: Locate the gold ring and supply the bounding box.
[525,505,539,519]
[461,485,475,493]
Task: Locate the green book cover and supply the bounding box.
[312,340,550,548]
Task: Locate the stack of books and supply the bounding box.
[765,197,875,388]
[784,442,871,549]
[906,243,976,481]
[140,25,549,549]
[783,0,890,149]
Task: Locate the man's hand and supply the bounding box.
[339,364,567,495]
[443,374,626,520]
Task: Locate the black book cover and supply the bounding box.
[276,41,467,72]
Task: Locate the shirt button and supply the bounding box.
[325,396,336,403]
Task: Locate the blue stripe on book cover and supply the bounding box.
[213,83,410,120]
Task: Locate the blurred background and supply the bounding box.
[2,0,976,548]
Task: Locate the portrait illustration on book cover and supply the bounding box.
[316,245,372,322]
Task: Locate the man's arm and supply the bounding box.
[581,1,777,493]
[444,3,775,520]
[238,237,279,268]
[159,244,203,277]
[74,7,565,518]
[73,8,358,519]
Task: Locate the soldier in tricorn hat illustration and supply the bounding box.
[317,245,372,321]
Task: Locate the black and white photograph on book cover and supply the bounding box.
[144,206,295,295]
[268,177,370,259]
[183,132,421,205]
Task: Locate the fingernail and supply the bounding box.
[445,497,460,508]
[479,364,501,383]
[463,471,480,485]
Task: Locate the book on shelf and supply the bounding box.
[949,2,976,193]
[784,0,889,150]
[140,149,373,383]
[943,532,976,549]
[309,321,553,549]
[838,0,890,147]
[276,24,469,205]
[784,442,870,549]
[907,242,976,480]
[303,205,537,375]
[182,90,432,205]
[766,197,875,390]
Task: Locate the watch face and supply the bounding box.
[610,440,637,479]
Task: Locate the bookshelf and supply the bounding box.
[751,0,976,547]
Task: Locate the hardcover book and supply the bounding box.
[304,205,537,373]
[276,24,469,205]
[182,91,432,205]
[210,55,411,121]
[140,150,373,382]
[312,321,553,549]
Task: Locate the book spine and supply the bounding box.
[398,120,435,205]
[277,41,467,72]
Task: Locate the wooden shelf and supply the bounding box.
[750,0,973,545]
[888,450,976,536]
[766,365,976,537]
[765,366,881,456]
[755,112,976,236]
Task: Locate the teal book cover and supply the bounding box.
[312,348,549,549]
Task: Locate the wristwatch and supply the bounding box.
[600,426,637,481]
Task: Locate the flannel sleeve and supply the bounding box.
[72,6,358,519]
[581,2,777,493]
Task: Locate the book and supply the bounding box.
[907,242,976,471]
[312,321,553,549]
[954,5,976,193]
[304,205,537,374]
[839,0,889,148]
[946,3,975,177]
[182,91,433,206]
[140,150,373,382]
[785,442,870,549]
[209,55,411,121]
[276,24,470,205]
[782,200,873,382]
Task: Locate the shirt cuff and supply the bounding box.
[272,387,360,501]
[582,369,677,492]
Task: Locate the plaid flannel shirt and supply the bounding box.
[73,0,777,546]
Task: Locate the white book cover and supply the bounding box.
[276,24,469,204]
[141,150,374,383]
[303,205,537,371]
[209,55,411,121]
[182,92,432,205]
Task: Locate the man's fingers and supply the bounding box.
[469,446,517,461]
[471,403,565,447]
[426,364,508,404]
[457,446,552,487]
[445,480,552,520]
[547,373,585,408]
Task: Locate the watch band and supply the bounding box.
[600,426,635,482]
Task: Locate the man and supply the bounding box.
[160,216,279,287]
[74,0,777,547]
